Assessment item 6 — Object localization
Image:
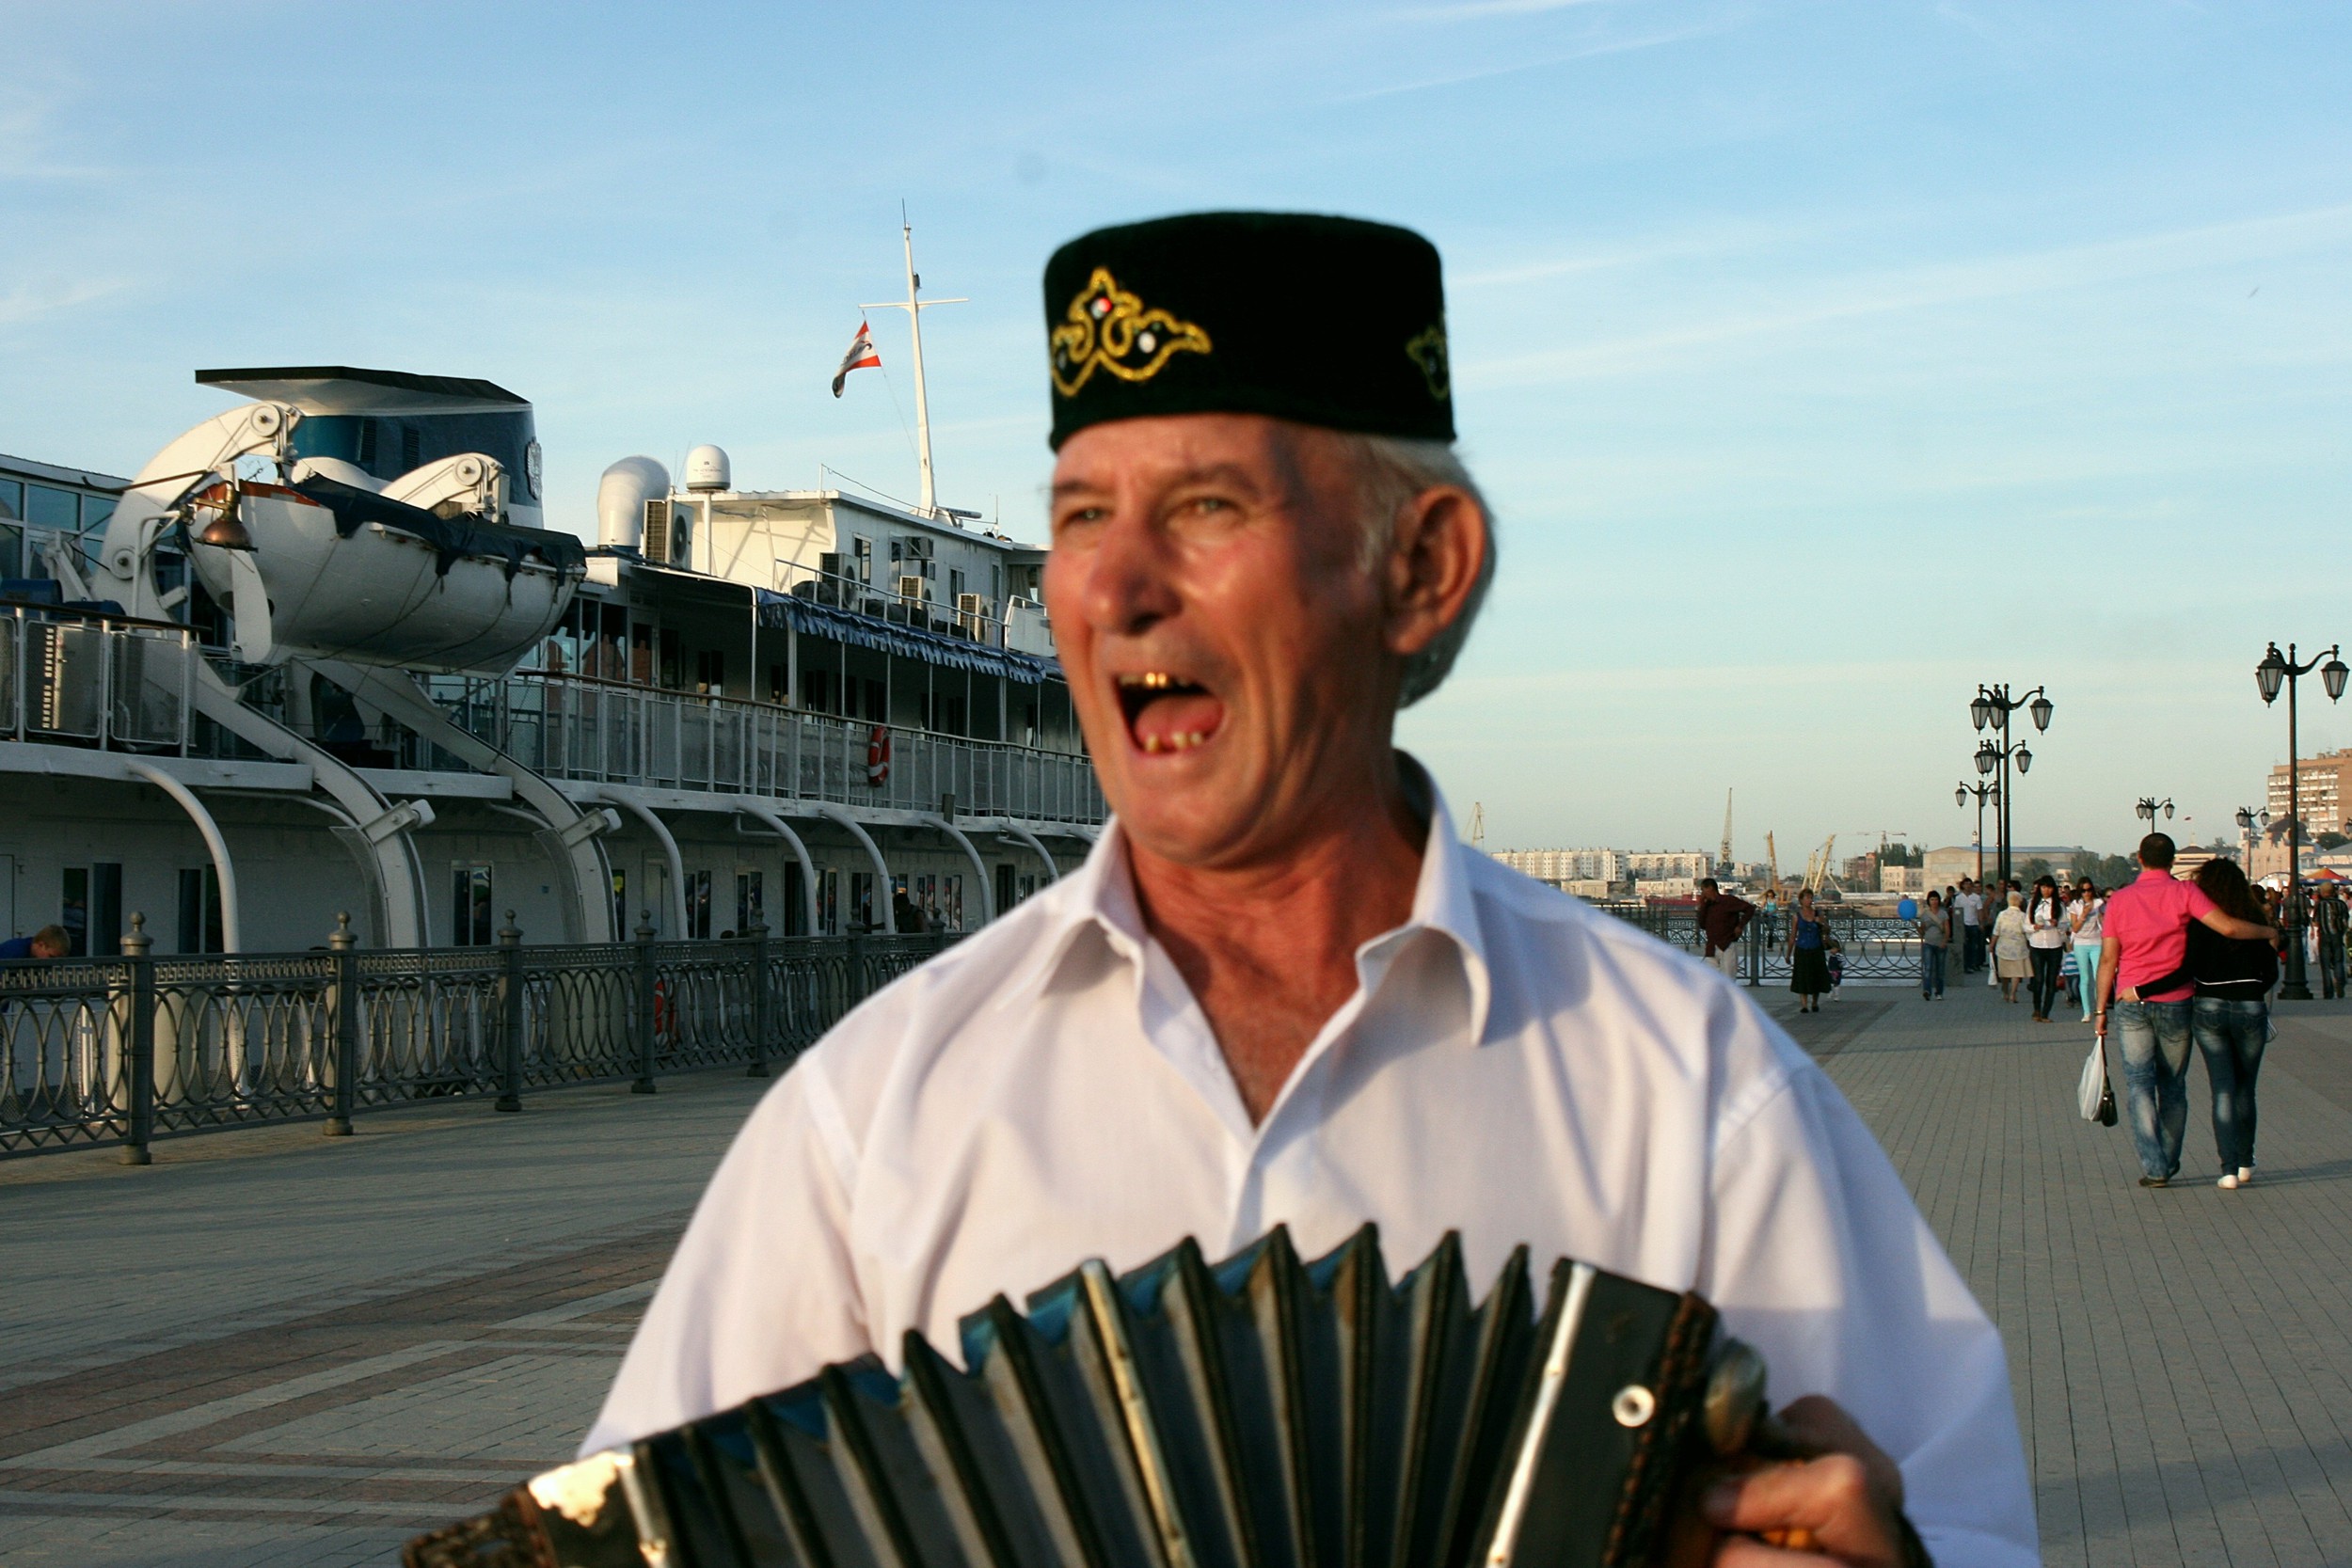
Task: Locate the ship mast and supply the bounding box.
[863,213,964,515]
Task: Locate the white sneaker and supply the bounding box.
[2237,1166,2255,1186]
[2217,1173,2240,1190]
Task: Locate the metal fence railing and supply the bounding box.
[0,915,953,1163]
[1589,903,1926,986]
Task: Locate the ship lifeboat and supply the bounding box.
[185,476,585,673]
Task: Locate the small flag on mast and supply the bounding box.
[832,319,881,397]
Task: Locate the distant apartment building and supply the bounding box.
[1881,866,1927,894]
[1488,848,1625,883]
[1623,850,1711,883]
[2266,749,2352,834]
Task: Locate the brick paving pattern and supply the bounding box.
[2,981,2348,1564]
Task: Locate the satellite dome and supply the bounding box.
[683,445,731,493]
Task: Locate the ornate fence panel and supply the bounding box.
[0,958,134,1154]
[1,929,959,1163]
[147,954,339,1132]
[1590,903,1925,985]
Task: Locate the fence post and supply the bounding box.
[1745,913,1762,987]
[748,921,772,1079]
[633,913,659,1094]
[120,912,154,1165]
[326,912,358,1134]
[847,923,866,1015]
[496,911,524,1113]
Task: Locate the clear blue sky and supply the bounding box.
[7,1,2348,861]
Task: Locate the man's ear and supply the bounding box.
[1383,485,1486,659]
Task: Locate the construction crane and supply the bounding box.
[1467,800,1486,850]
[1802,833,1839,895]
[1764,832,1780,897]
[1718,789,1734,875]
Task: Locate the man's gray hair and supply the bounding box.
[1345,435,1498,707]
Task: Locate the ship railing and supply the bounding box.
[1587,901,1927,986]
[785,565,1050,656]
[0,925,954,1162]
[0,603,197,756]
[469,671,1106,825]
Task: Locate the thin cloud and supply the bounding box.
[1391,0,1634,22]
[1329,22,1730,103]
[0,277,135,326]
[1465,201,2352,388]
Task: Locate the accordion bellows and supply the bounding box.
[407,1224,1759,1568]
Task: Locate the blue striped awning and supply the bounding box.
[756,590,1060,685]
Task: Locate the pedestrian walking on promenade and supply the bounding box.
[1694,877,1756,980]
[2069,879,2105,1021]
[1788,887,1833,1013]
[2313,880,2347,999]
[1917,890,1950,1000]
[2026,875,2069,1022]
[2094,833,2279,1188]
[1991,890,2032,1003]
[1956,879,1986,972]
[2180,857,2278,1190]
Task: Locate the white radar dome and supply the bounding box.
[596,456,671,550]
[683,444,731,493]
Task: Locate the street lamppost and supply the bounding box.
[1971,684,2053,885]
[2255,641,2348,1001]
[2235,805,2271,873]
[2135,796,2174,842]
[1958,780,1998,885]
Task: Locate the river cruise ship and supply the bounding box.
[0,360,1100,958]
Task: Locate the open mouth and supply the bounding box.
[1115,671,1227,755]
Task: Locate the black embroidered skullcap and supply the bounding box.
[1043,211,1454,451]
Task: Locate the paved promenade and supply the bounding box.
[2,977,2349,1565]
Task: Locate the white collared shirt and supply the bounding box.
[587,789,2036,1566]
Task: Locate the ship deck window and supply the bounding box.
[452,864,494,946]
[178,867,224,954]
[24,486,76,530]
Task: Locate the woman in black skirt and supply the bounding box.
[1786,888,1833,1012]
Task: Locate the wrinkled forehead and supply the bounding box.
[1049,413,1349,509]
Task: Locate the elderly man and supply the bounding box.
[588,214,2034,1566]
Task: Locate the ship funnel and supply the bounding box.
[596,456,670,550]
[683,444,731,493]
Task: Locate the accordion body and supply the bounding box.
[409,1224,1772,1568]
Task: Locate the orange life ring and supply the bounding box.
[866,725,891,786]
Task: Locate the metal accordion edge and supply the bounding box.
[402,1223,1740,1568]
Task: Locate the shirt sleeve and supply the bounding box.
[580,1060,871,1455]
[2186,885,2217,920]
[1702,1060,2038,1568]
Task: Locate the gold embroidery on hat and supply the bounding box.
[1405,323,1450,401]
[1050,267,1212,397]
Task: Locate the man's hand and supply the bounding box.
[1700,1397,1917,1567]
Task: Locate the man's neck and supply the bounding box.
[1127,768,1429,1126]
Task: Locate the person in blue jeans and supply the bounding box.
[1916,889,1949,999]
[2180,858,2277,1189]
[2095,833,2278,1187]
